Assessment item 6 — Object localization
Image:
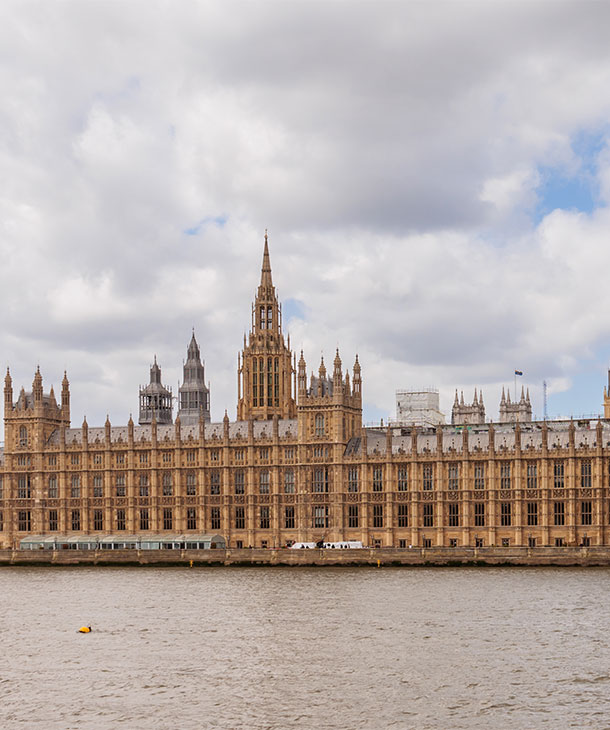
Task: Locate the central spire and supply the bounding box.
[260,229,273,289]
[237,232,296,420]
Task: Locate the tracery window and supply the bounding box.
[314,505,329,528]
[527,502,538,526]
[526,462,537,489]
[554,461,565,488]
[284,470,295,494]
[259,506,270,529]
[397,467,408,491]
[373,504,383,528]
[448,503,459,527]
[554,501,565,526]
[581,460,592,489]
[474,502,485,527]
[313,467,328,493]
[162,472,173,496]
[474,464,485,490]
[210,470,221,495]
[372,467,383,492]
[422,464,434,491]
[235,470,245,495]
[398,504,409,527]
[500,462,511,489]
[448,464,459,490]
[315,414,325,437]
[348,505,359,528]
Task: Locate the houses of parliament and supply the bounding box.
[2,235,610,550]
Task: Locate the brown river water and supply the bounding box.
[1,566,609,729]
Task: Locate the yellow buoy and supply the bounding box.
[78,626,92,633]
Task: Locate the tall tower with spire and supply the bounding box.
[237,232,296,420]
[138,357,173,425]
[178,332,210,425]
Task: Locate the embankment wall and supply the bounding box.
[2,547,610,567]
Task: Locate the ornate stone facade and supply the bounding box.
[1,237,610,549]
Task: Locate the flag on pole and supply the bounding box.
[514,370,523,376]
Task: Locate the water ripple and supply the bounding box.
[1,566,610,728]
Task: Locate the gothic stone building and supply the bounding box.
[1,236,610,549]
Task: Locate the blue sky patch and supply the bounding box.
[534,129,607,223]
[546,341,610,419]
[183,215,227,236]
[283,298,306,321]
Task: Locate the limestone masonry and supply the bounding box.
[2,235,610,549]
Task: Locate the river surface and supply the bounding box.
[1,566,610,729]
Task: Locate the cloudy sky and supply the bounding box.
[2,0,610,428]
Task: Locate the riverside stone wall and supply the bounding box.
[2,547,610,567]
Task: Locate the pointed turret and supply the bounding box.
[319,356,326,381]
[150,356,161,384]
[61,371,70,424]
[353,355,361,397]
[333,349,343,390]
[4,367,12,409]
[178,332,210,425]
[33,367,43,404]
[298,350,307,397]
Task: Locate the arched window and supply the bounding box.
[267,357,273,406]
[19,426,28,447]
[315,414,325,437]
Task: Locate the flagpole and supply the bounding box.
[514,371,516,402]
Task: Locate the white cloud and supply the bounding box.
[2,1,610,427]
